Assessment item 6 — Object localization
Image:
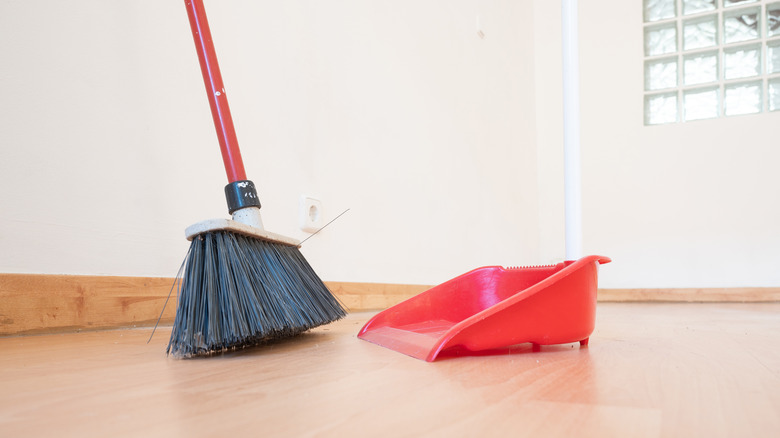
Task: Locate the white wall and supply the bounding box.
[0,0,541,284]
[533,1,780,288]
[5,1,777,290]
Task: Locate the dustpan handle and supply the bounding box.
[185,0,247,184]
[562,0,582,260]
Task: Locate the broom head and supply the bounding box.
[167,217,346,357]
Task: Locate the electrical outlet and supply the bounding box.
[299,196,323,233]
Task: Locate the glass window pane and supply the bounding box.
[644,0,676,22]
[684,15,718,50]
[768,40,780,74]
[724,8,760,44]
[683,0,716,16]
[724,44,761,79]
[769,78,780,111]
[645,92,679,124]
[684,87,719,120]
[684,51,718,85]
[645,23,678,56]
[768,3,780,37]
[723,0,758,7]
[724,81,762,115]
[645,58,679,90]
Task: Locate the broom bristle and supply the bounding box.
[167,230,346,357]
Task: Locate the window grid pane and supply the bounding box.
[645,23,678,56]
[724,8,761,44]
[646,58,679,91]
[724,81,763,115]
[684,87,720,120]
[644,0,676,22]
[684,15,719,50]
[768,2,780,37]
[724,0,759,7]
[684,51,719,85]
[769,78,780,111]
[768,40,780,73]
[683,0,717,15]
[724,44,762,79]
[646,93,679,124]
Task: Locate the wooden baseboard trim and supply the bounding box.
[597,287,780,302]
[2,273,778,336]
[0,274,178,336]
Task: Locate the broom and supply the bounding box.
[167,0,346,357]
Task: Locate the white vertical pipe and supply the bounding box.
[562,0,582,260]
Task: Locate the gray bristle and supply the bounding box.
[167,230,346,358]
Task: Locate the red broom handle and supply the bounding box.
[185,0,247,183]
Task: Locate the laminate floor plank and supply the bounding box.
[1,303,778,437]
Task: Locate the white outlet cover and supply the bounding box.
[299,196,323,233]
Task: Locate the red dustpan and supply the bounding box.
[358,255,610,361]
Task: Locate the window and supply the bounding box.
[643,0,780,124]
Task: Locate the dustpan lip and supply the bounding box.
[424,254,610,361]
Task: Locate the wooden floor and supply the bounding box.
[1,303,779,437]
